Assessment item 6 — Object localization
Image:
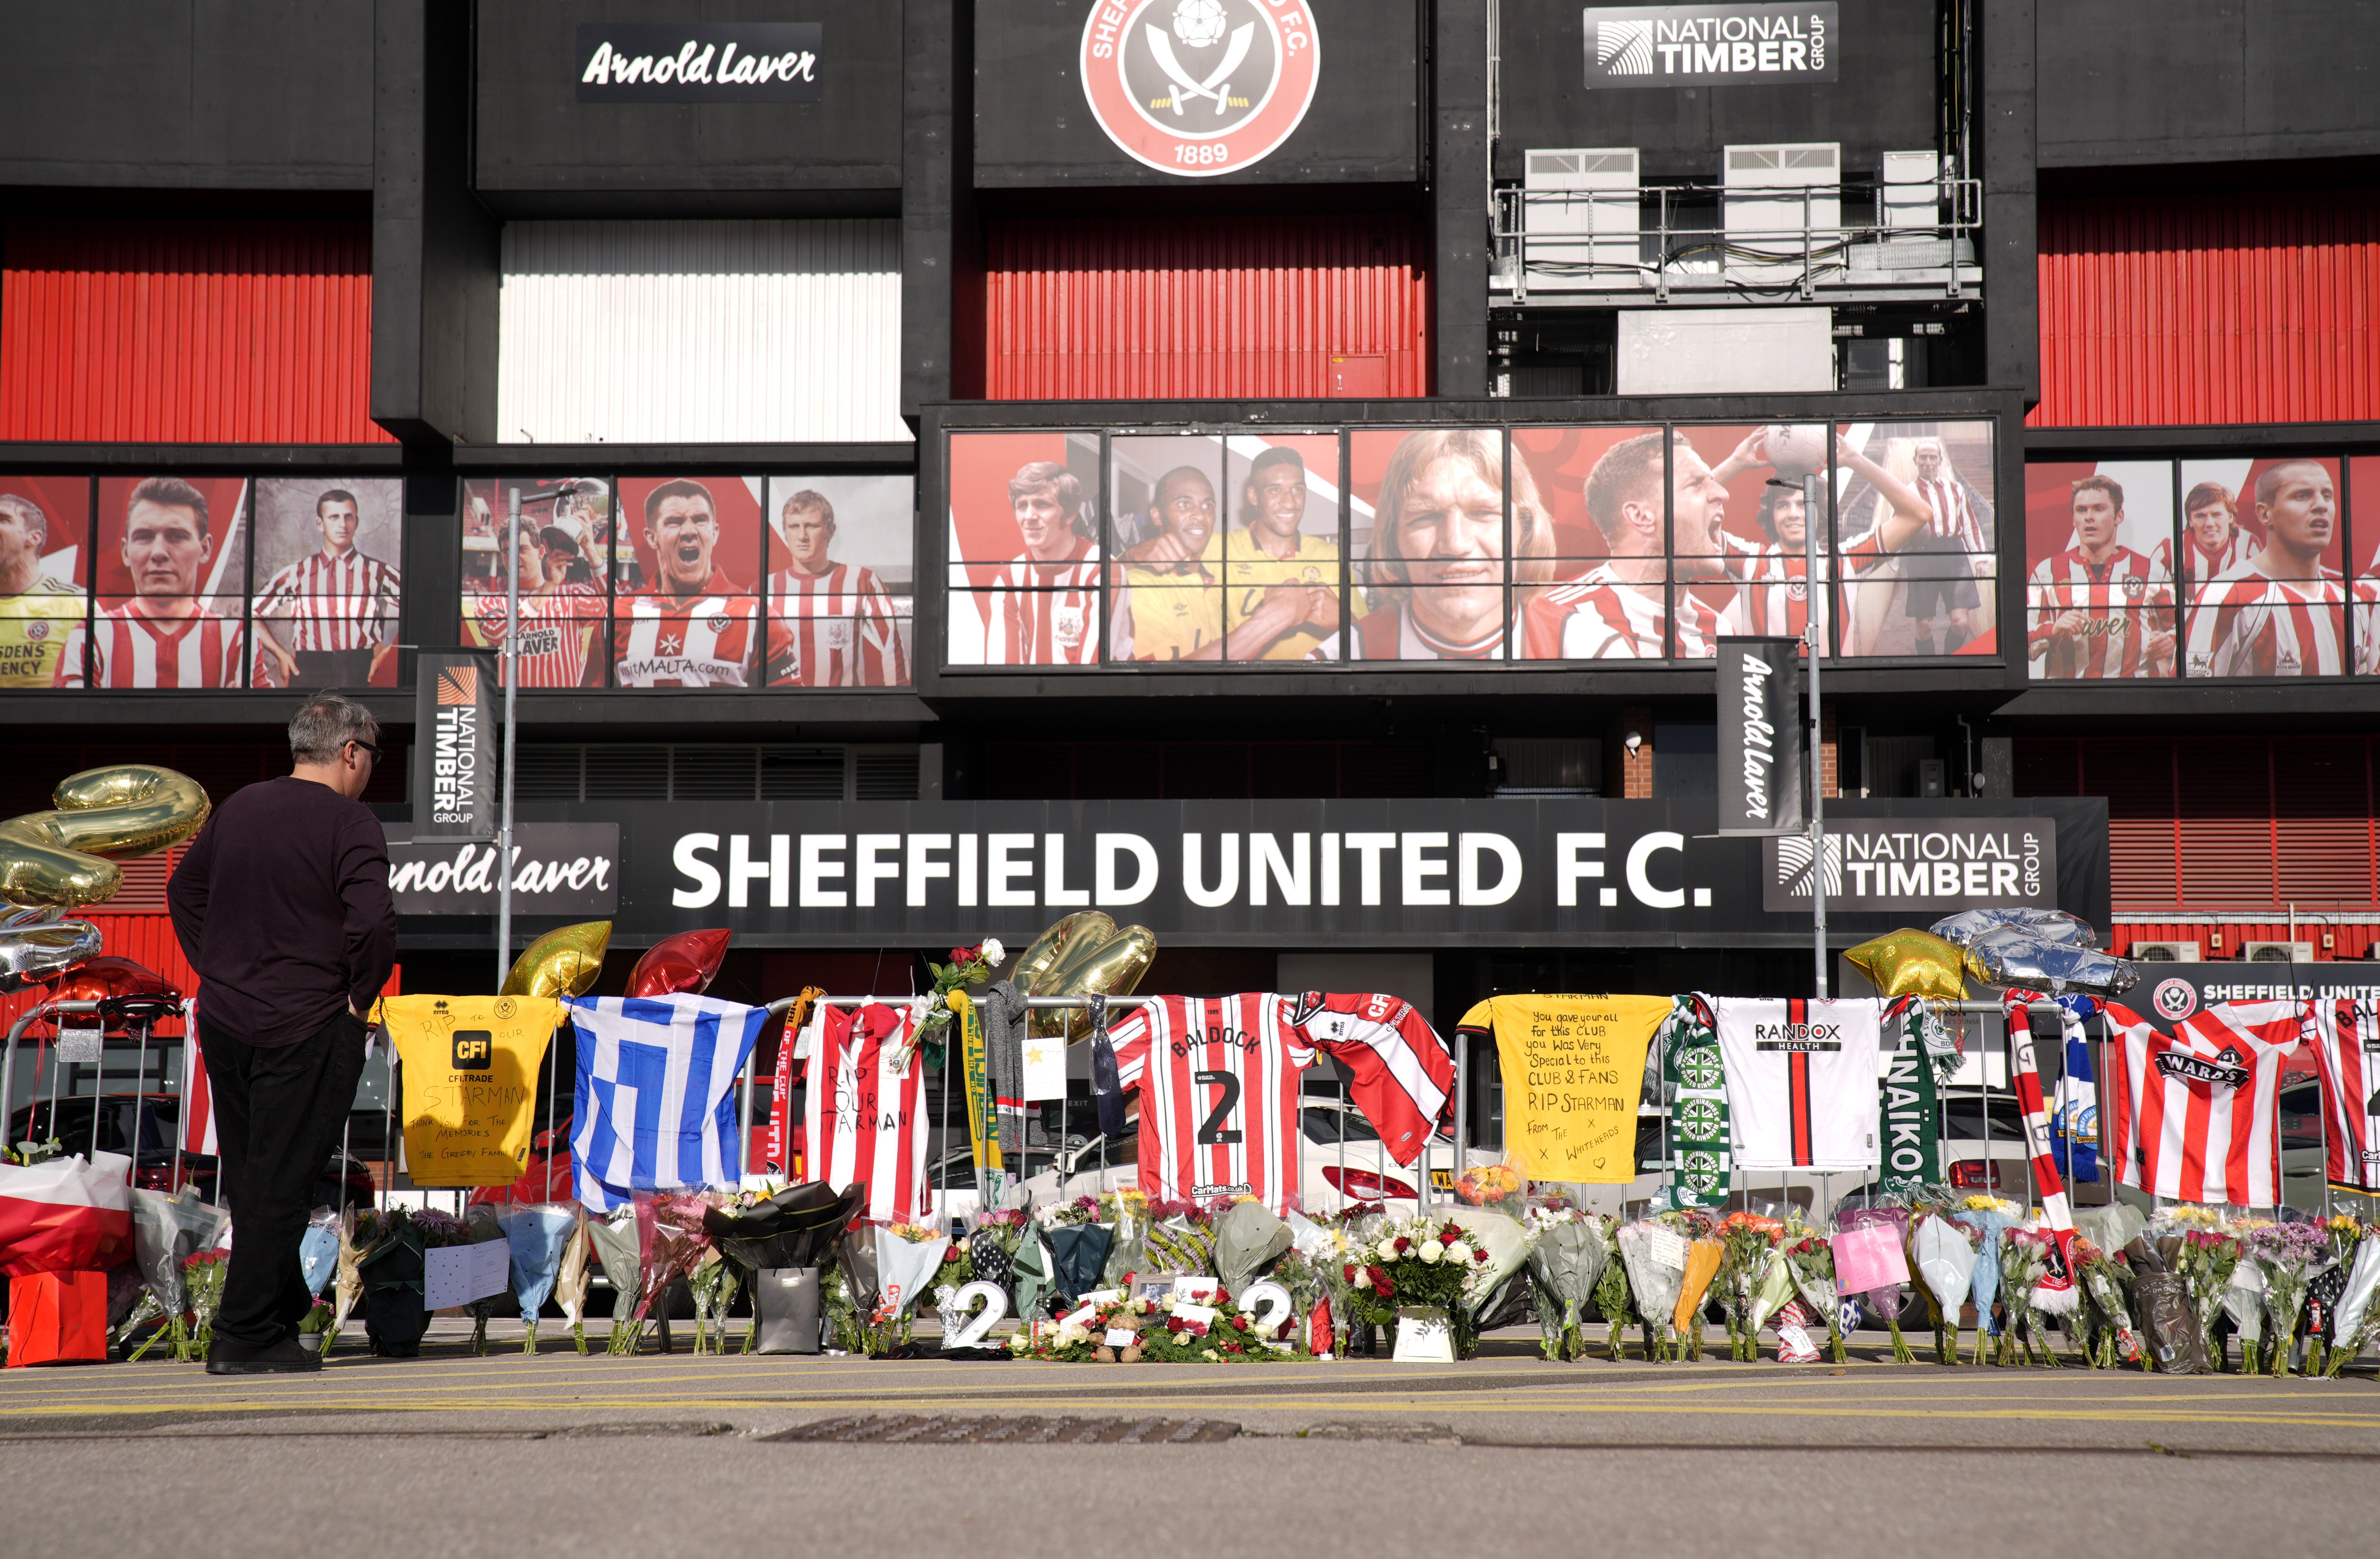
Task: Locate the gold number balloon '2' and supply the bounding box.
[0,766,212,910]
[1013,910,1157,1042]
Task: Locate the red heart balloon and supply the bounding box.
[42,955,184,1026]
[626,929,731,998]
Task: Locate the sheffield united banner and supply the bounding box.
[411,651,498,841]
[1716,636,1804,836]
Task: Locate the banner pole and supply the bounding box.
[497,488,521,992]
[1804,468,1827,999]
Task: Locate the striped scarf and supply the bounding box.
[2004,990,2079,1315]
[1652,996,1733,1211]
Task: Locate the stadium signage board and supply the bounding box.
[424,797,2102,947]
[1716,635,1804,835]
[1759,818,2056,913]
[411,651,499,841]
[1582,4,1839,89]
[576,23,824,102]
[386,824,622,916]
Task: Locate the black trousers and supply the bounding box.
[198,1008,367,1349]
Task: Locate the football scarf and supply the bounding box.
[760,987,821,1179]
[1876,997,1942,1193]
[1650,996,1733,1211]
[948,989,1004,1202]
[1453,995,1672,1182]
[2301,998,2380,1194]
[2052,996,2101,1183]
[2002,991,2079,1313]
[379,995,561,1188]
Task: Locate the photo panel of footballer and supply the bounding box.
[762,475,914,687]
[943,431,1126,667]
[612,477,764,689]
[2178,456,2368,678]
[1109,434,1225,662]
[1335,428,1546,660]
[1828,420,1997,657]
[0,476,90,689]
[459,478,609,689]
[2354,455,2380,676]
[248,478,404,689]
[64,476,249,688]
[2023,462,2177,680]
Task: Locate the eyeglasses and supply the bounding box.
[347,739,384,764]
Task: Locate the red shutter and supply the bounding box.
[0,217,389,444]
[984,215,1431,400]
[2173,739,2274,908]
[2032,191,2380,428]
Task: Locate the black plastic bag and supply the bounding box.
[750,1267,823,1354]
[2134,1269,2208,1375]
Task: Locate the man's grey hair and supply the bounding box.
[289,693,380,766]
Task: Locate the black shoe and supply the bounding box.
[205,1337,322,1375]
[1945,628,1969,653]
[1912,636,1936,657]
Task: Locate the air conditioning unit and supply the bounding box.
[1879,150,1939,229]
[2127,941,2201,963]
[1722,142,1840,284]
[2243,941,2315,963]
[1522,148,1639,291]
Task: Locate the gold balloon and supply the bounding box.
[0,765,211,909]
[1845,929,1969,1004]
[1009,911,1114,999]
[502,921,612,998]
[1027,919,1158,1043]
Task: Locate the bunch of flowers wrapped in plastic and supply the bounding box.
[2069,1236,2142,1369]
[1453,1162,1526,1219]
[2243,1221,2330,1377]
[1909,1208,1982,1366]
[181,1248,228,1356]
[2171,1225,2242,1368]
[902,937,1006,1068]
[1781,1225,1848,1364]
[1995,1225,2065,1367]
[1522,1202,1612,1361]
[1341,1215,1487,1355]
[1715,1211,1783,1361]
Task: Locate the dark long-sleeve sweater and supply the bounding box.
[167,775,397,1046]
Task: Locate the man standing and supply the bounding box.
[986,461,1125,664]
[612,479,758,687]
[0,492,84,687]
[764,488,910,686]
[251,488,404,689]
[1706,430,1940,652]
[1118,465,1222,661]
[465,511,606,689]
[2155,481,2257,598]
[168,694,395,1374]
[2027,474,2175,678]
[60,478,244,687]
[1900,438,1992,654]
[2185,459,2349,677]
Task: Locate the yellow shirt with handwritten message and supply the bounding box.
[376,995,560,1187]
[1454,995,1672,1183]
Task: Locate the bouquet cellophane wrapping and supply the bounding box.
[1912,1215,1977,1320]
[874,1225,950,1322]
[1674,1238,1724,1334]
[1213,1200,1293,1299]
[1616,1221,1688,1334]
[2133,1269,2208,1373]
[585,1206,643,1329]
[499,1204,579,1323]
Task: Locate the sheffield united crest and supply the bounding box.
[1081,0,1321,177]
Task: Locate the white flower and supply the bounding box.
[908,992,936,1024]
[1446,1241,1472,1265]
[1419,1240,1445,1263]
[980,938,1005,966]
[1375,1237,1399,1261]
[1174,0,1228,49]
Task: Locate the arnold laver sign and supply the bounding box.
[1765,819,2056,913]
[386,824,621,917]
[1584,4,1837,88]
[1081,0,1321,176]
[577,23,823,102]
[1716,636,1804,836]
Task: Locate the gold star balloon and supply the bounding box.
[501,921,612,998]
[1844,929,1969,1004]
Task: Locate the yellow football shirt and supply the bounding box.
[1219,530,1355,660]
[1453,995,1674,1183]
[1123,563,1222,662]
[0,579,86,687]
[377,995,561,1187]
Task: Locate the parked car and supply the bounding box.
[8,1095,378,1211]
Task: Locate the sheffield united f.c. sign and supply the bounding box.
[1081,0,1321,177]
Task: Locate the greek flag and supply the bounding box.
[567,995,766,1210]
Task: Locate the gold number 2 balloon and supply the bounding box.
[1016,911,1157,1042]
[0,765,212,909]
[502,921,612,999]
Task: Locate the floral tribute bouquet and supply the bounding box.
[1141,1284,1302,1363]
[1523,1203,1612,1362]
[1342,1215,1487,1357]
[1781,1227,1849,1365]
[901,938,1006,1071]
[1909,1211,1980,1366]
[2323,1222,2380,1378]
[1142,1200,1219,1279]
[1715,1211,1783,1362]
[1453,1162,1527,1221]
[2244,1221,2331,1378]
[181,1248,228,1357]
[1996,1226,2064,1367]
[1593,1238,1635,1359]
[1615,1219,1691,1362]
[1100,1187,1152,1288]
[2169,1224,2242,1371]
[2068,1237,2142,1369]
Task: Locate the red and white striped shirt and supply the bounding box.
[1310,600,1510,660]
[59,604,244,689]
[2153,528,2257,598]
[765,564,909,687]
[2026,547,2173,679]
[1110,994,1314,1210]
[465,586,606,689]
[612,572,759,688]
[2301,998,2380,1193]
[2183,566,2349,678]
[987,540,1106,665]
[1286,991,1455,1166]
[800,1001,927,1225]
[1913,475,1989,551]
[251,549,402,652]
[2105,999,2302,1207]
[1522,566,1729,659]
[1726,532,1893,641]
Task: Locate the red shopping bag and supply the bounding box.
[6,1271,109,1366]
[0,1152,134,1276]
